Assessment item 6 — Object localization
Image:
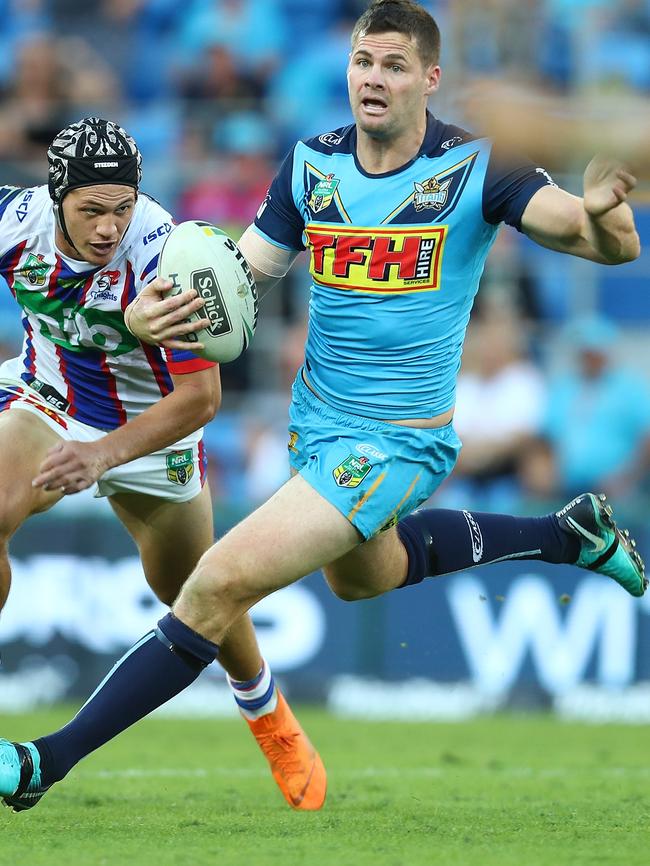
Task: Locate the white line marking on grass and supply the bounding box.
[76,766,650,781]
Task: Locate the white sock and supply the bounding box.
[228,659,278,720]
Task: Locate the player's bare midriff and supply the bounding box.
[386,407,454,429]
[301,370,454,429]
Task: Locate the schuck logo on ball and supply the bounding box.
[191,268,233,337]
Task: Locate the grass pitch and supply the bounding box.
[0,708,648,866]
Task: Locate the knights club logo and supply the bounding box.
[91,269,121,302]
[97,270,120,289]
[308,174,340,213]
[413,176,452,212]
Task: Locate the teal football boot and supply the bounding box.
[0,740,49,812]
[556,493,647,597]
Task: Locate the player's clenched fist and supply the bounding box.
[124,277,209,350]
[583,156,638,217]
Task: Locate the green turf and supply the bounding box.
[0,708,648,866]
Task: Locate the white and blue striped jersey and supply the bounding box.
[0,185,212,431]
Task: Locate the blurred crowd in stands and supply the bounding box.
[0,0,649,527]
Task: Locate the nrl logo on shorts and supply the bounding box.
[333,454,372,488]
[166,449,194,485]
[308,174,340,213]
[413,176,452,212]
[20,253,50,286]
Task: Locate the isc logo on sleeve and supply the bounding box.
[304,224,447,294]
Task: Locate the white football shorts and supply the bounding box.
[0,378,206,503]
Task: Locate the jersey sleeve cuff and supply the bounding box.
[166,356,217,374]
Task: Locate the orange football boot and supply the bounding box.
[245,690,327,810]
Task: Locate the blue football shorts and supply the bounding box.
[288,372,462,539]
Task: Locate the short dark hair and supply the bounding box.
[351,0,441,66]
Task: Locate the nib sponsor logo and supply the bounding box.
[463,510,484,563]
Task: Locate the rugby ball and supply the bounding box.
[157,220,258,363]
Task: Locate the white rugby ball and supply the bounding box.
[157,220,258,363]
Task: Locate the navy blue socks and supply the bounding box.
[397,508,580,587]
[34,613,219,786]
[27,512,581,783]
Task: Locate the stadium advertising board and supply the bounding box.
[1,517,649,720]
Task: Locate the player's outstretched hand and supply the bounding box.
[124,277,209,350]
[32,441,109,494]
[583,156,637,217]
[457,79,650,176]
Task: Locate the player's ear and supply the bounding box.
[425,64,441,96]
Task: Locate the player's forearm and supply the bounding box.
[238,225,297,297]
[96,383,219,471]
[525,198,640,265]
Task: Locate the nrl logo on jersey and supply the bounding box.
[308,174,340,213]
[413,177,452,212]
[19,253,50,286]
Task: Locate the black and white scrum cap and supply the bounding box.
[47,117,142,204]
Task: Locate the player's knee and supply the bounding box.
[182,553,249,609]
[0,516,10,543]
[396,511,434,584]
[327,575,382,602]
[151,585,178,607]
[0,498,21,542]
[0,481,55,540]
[141,564,186,607]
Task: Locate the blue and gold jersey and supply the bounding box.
[254,113,552,419]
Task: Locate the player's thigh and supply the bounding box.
[289,458,405,601]
[0,408,64,532]
[323,525,407,600]
[178,474,361,621]
[108,483,214,604]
